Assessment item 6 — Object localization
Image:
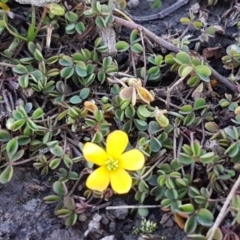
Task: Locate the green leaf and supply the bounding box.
[205,122,219,133]
[131,43,143,53]
[95,16,106,28]
[197,208,213,227]
[10,119,26,131]
[70,95,82,104]
[137,208,149,217]
[179,105,192,114]
[134,119,148,131]
[65,213,78,226]
[53,181,68,196]
[115,41,130,52]
[49,158,61,169]
[10,149,25,162]
[184,215,197,233]
[150,137,162,152]
[130,29,140,43]
[50,145,64,157]
[18,74,29,88]
[225,142,239,158]
[44,195,61,203]
[79,88,90,99]
[92,131,103,144]
[26,119,38,131]
[60,67,74,79]
[6,138,18,159]
[148,121,160,134]
[206,227,223,240]
[175,52,191,64]
[32,108,44,120]
[0,166,14,184]
[191,140,201,157]
[13,64,28,74]
[138,105,151,118]
[65,11,78,22]
[180,17,191,24]
[34,49,44,62]
[56,208,72,217]
[224,126,239,140]
[179,153,194,165]
[178,203,195,214]
[64,196,75,210]
[0,130,11,142]
[179,65,193,78]
[199,152,215,164]
[48,3,65,16]
[193,98,206,110]
[195,65,211,82]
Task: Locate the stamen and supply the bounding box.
[105,158,119,171]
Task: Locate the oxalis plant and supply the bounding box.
[0,0,240,239]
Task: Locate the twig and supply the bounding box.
[106,204,161,210]
[0,62,15,68]
[68,168,90,196]
[36,6,48,34]
[207,173,240,240]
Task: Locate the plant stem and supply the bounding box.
[207,173,240,240]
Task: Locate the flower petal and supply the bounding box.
[137,87,154,104]
[83,142,108,166]
[106,130,128,159]
[86,166,110,192]
[119,87,134,101]
[119,149,145,171]
[110,169,132,194]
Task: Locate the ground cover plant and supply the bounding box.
[1,0,240,239]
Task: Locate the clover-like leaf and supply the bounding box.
[197,208,213,227]
[53,181,68,196]
[0,130,11,142]
[6,138,18,159]
[115,41,130,52]
[179,153,194,165]
[0,166,14,184]
[178,203,195,214]
[199,152,215,164]
[184,215,197,233]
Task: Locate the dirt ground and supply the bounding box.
[0,0,237,239]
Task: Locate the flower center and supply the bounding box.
[105,158,119,171]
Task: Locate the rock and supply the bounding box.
[111,199,128,220]
[100,235,115,240]
[84,213,104,239]
[127,0,139,9]
[14,0,60,7]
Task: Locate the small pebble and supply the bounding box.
[127,0,139,9]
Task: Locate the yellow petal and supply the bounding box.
[86,166,110,192]
[84,101,98,113]
[83,142,108,166]
[137,87,154,104]
[0,2,10,12]
[131,88,137,106]
[106,130,128,159]
[119,149,145,170]
[110,169,132,194]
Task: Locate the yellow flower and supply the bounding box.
[83,130,145,194]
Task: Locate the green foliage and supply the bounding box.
[0,1,238,238]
